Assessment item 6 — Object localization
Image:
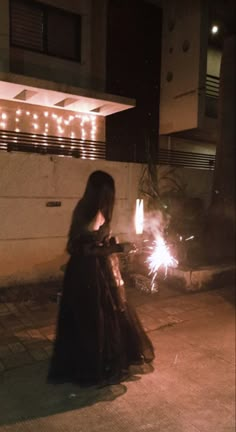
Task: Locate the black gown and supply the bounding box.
[48,225,154,386]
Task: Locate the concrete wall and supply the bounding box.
[159,0,208,134]
[0,150,214,288]
[207,47,222,77]
[0,152,143,287]
[159,134,216,155]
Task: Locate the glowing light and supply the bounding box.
[146,237,178,290]
[185,235,194,241]
[0,122,6,128]
[211,25,219,34]
[135,199,144,235]
[16,109,22,115]
[33,114,38,119]
[44,112,49,117]
[33,123,38,130]
[15,128,20,132]
[1,113,7,120]
[26,111,30,116]
[15,118,19,122]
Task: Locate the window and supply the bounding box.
[10,0,82,62]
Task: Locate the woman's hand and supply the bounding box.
[120,242,137,254]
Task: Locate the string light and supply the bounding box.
[0,107,99,159]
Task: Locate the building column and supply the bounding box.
[206,35,236,261]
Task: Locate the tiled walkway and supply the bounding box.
[0,301,57,372]
[0,284,235,432]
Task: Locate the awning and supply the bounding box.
[0,72,135,116]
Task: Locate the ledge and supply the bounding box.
[0,72,135,116]
[167,263,236,292]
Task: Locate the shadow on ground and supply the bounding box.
[0,360,129,425]
[216,284,236,306]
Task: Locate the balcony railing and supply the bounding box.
[157,148,215,170]
[0,130,106,160]
[206,74,220,99]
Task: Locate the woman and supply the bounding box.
[48,170,154,386]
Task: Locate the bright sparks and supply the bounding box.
[146,236,178,291]
[135,199,144,235]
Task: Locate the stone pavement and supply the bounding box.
[0,300,56,373]
[0,282,235,432]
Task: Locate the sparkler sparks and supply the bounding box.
[146,236,178,291]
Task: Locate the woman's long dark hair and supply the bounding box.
[82,170,115,224]
[67,171,115,252]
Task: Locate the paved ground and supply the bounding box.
[0,282,235,432]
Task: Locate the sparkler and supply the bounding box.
[134,199,178,292]
[135,199,144,235]
[146,236,178,291]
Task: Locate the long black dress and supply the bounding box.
[48,225,154,386]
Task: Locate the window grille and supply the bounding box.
[157,148,215,170]
[10,0,81,62]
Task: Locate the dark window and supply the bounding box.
[10,0,81,62]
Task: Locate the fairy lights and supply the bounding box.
[0,105,102,160]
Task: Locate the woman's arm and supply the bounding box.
[83,239,136,256]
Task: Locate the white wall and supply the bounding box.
[159,0,208,134]
[207,47,222,77]
[0,151,214,288]
[0,152,143,287]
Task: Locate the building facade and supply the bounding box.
[0,0,226,287]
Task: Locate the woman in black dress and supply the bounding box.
[48,170,154,386]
